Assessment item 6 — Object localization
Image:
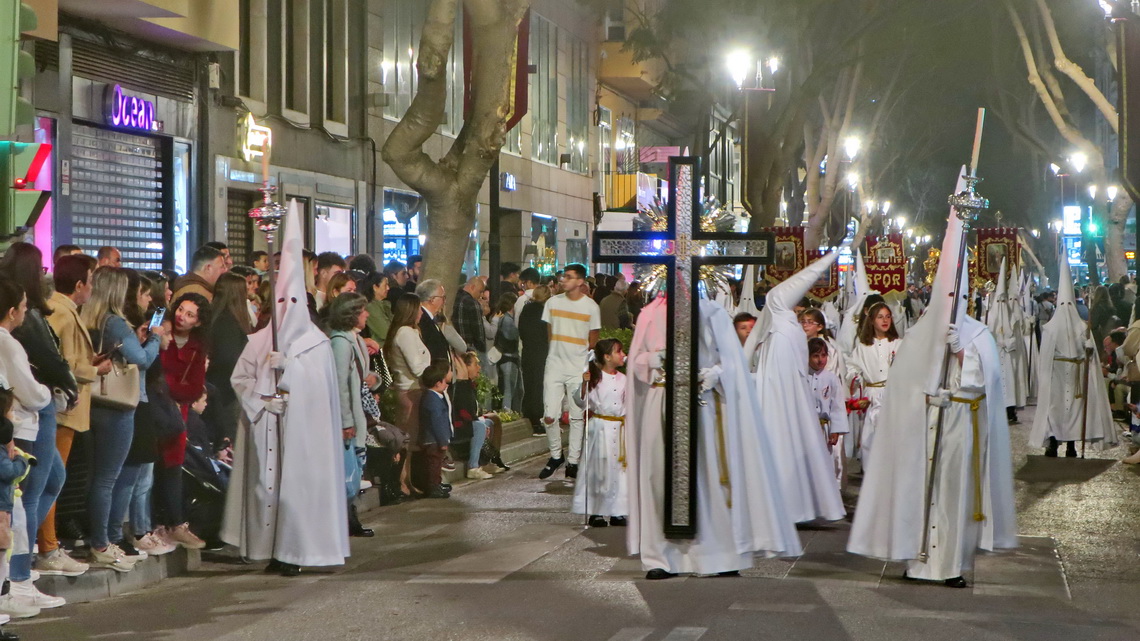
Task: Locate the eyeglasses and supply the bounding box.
[799,319,821,326]
[428,295,445,301]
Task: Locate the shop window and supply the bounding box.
[315,202,354,256]
[528,213,558,275]
[238,0,269,108]
[382,188,424,265]
[530,14,558,165]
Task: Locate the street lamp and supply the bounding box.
[1108,184,1119,202]
[895,215,905,229]
[726,49,751,89]
[767,57,780,75]
[1050,162,1061,175]
[1070,151,1088,174]
[844,136,861,161]
[1088,184,1098,199]
[847,172,859,190]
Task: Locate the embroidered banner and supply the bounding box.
[761,226,805,284]
[806,249,840,301]
[975,227,1020,284]
[865,233,907,299]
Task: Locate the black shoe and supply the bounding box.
[609,516,627,527]
[492,456,510,471]
[115,538,145,559]
[716,571,741,577]
[565,463,578,479]
[348,504,375,538]
[531,423,546,437]
[646,568,677,580]
[0,627,20,641]
[425,487,451,499]
[1045,437,1059,457]
[588,515,608,528]
[538,457,565,479]
[1065,442,1078,458]
[203,539,226,551]
[944,576,968,588]
[279,562,301,577]
[902,570,916,581]
[266,558,284,573]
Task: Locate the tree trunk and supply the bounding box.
[1105,194,1132,282]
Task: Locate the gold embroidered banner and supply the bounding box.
[865,233,907,299]
[976,227,1020,284]
[761,226,805,284]
[806,249,840,302]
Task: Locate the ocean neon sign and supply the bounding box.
[104,84,156,132]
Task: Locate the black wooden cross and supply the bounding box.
[592,156,774,538]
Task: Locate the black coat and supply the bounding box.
[418,310,451,364]
[205,311,249,406]
[518,300,548,423]
[12,308,77,399]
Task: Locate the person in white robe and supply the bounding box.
[571,339,628,524]
[221,200,350,575]
[1028,258,1117,456]
[848,178,1017,588]
[838,251,874,356]
[808,338,849,487]
[845,301,901,458]
[744,252,846,523]
[985,260,1028,425]
[625,297,802,579]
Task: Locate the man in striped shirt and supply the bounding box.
[538,264,601,479]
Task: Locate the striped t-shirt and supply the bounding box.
[541,293,601,371]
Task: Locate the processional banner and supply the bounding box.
[761,226,805,283]
[806,249,840,302]
[865,233,907,299]
[975,227,1020,284]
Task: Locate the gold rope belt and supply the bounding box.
[864,381,886,388]
[1054,356,1085,399]
[949,394,987,523]
[592,413,627,468]
[712,389,731,508]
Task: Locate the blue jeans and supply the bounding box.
[10,405,66,581]
[110,463,142,543]
[468,418,489,468]
[88,406,135,550]
[130,462,154,535]
[497,359,521,412]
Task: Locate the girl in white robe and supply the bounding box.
[799,308,846,379]
[846,302,900,458]
[571,339,628,526]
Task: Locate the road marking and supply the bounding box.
[729,602,819,613]
[407,524,579,584]
[662,628,707,641]
[605,627,654,641]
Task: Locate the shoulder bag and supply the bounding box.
[91,315,141,411]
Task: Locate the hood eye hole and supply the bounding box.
[291,297,298,303]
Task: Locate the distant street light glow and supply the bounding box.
[727,49,751,88]
[1108,185,1119,201]
[844,136,861,160]
[1070,152,1088,173]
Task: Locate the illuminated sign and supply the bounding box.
[104,85,156,132]
[1062,205,1082,236]
[241,113,273,162]
[1127,250,1136,260]
[500,172,517,191]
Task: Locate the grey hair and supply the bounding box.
[613,279,629,294]
[325,292,368,332]
[416,278,443,302]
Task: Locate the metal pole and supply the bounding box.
[919,109,989,563]
[1080,343,1092,458]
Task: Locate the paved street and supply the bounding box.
[19,403,1140,641]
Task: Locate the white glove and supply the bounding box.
[928,388,951,409]
[268,351,287,370]
[648,350,666,369]
[698,366,721,395]
[947,323,963,353]
[264,396,286,415]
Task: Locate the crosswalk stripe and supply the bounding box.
[661,627,707,641]
[604,627,654,641]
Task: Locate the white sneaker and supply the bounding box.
[35,548,90,577]
[466,467,493,480]
[134,532,177,556]
[359,479,373,491]
[0,594,39,619]
[8,580,65,609]
[88,545,135,573]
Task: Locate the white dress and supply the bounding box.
[846,337,899,456]
[572,371,628,518]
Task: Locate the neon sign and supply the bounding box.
[104,85,156,132]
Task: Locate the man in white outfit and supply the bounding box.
[538,264,600,480]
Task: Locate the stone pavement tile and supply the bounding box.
[798,524,852,553]
[785,550,888,586]
[973,535,1070,600]
[406,523,580,583]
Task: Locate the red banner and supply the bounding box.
[761,226,805,284]
[865,233,907,299]
[975,227,1019,284]
[806,249,839,302]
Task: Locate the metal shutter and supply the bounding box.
[70,123,167,269]
[227,190,257,266]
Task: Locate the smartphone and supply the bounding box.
[148,308,166,332]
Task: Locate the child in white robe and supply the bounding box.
[846,301,900,458]
[808,338,849,486]
[571,338,629,527]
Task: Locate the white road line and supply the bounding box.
[729,602,819,613]
[661,627,708,641]
[604,627,655,641]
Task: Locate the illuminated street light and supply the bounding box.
[865,200,877,213]
[1050,162,1061,175]
[895,215,905,228]
[882,201,892,215]
[844,136,861,160]
[1070,152,1088,173]
[727,49,751,89]
[767,57,780,75]
[847,172,859,189]
[1088,184,1098,199]
[1108,185,1119,201]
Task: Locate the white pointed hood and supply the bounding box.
[737,265,760,317]
[855,249,871,296]
[270,199,315,351]
[1056,255,1075,309]
[742,250,840,367]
